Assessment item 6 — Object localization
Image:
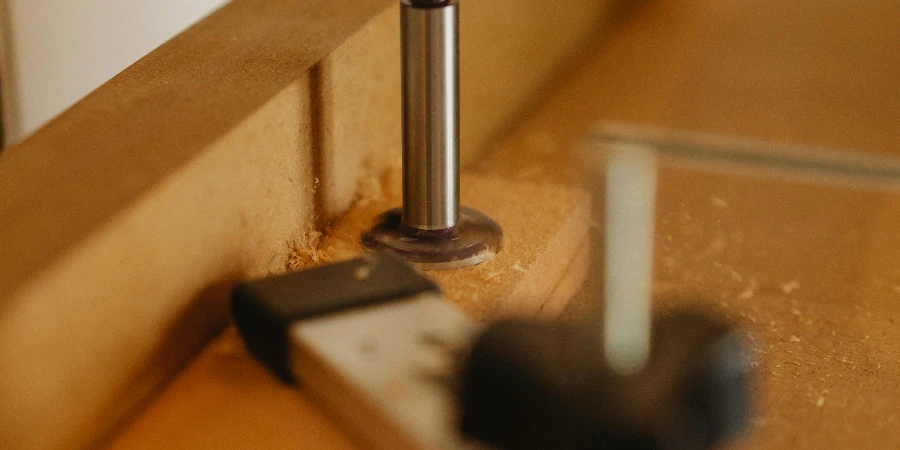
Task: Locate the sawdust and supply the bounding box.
[309,169,590,319]
[738,287,755,300]
[781,280,801,294]
[285,229,323,271]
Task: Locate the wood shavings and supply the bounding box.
[816,396,826,407]
[286,230,323,270]
[711,196,729,208]
[736,278,757,300]
[790,335,802,343]
[781,280,801,294]
[314,172,590,319]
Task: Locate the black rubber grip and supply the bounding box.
[231,253,438,383]
[460,312,751,449]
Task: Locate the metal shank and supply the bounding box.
[401,2,459,230]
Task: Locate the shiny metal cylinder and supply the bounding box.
[400,0,459,230]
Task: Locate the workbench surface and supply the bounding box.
[111,0,900,448]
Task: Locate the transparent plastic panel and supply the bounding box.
[582,123,900,447]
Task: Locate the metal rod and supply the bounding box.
[401,0,460,231]
[600,144,657,375]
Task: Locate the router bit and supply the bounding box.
[363,0,502,270]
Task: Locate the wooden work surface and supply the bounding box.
[113,0,900,448]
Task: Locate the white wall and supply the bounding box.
[1,0,229,144]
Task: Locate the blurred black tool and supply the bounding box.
[461,313,750,450]
[232,253,752,450]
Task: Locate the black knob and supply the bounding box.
[459,311,752,450]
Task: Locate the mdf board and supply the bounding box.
[0,0,613,448]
